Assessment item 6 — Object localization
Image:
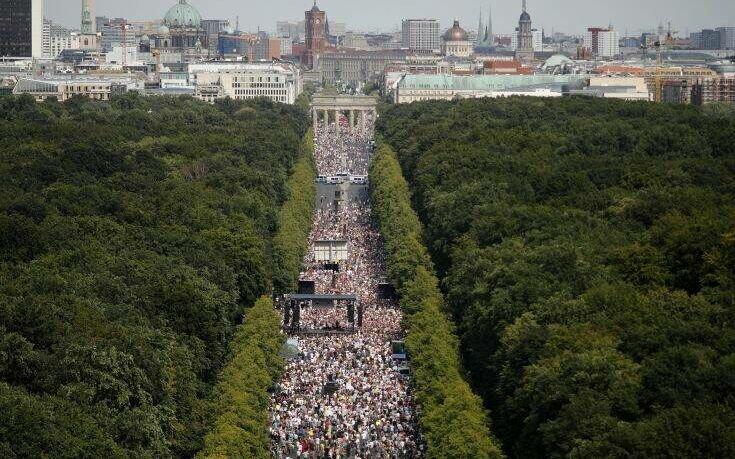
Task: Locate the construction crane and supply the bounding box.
[653,41,664,103]
[665,21,678,46]
[641,39,665,102]
[121,19,127,69]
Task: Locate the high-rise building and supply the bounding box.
[515,0,534,63]
[401,19,440,52]
[95,15,107,33]
[276,21,304,40]
[716,27,735,50]
[0,0,44,58]
[98,18,136,52]
[201,19,230,54]
[42,17,49,56]
[218,32,281,61]
[584,27,619,58]
[280,37,292,56]
[43,19,73,58]
[252,31,281,61]
[276,21,292,38]
[303,1,326,69]
[691,29,722,49]
[81,0,94,34]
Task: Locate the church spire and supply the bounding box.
[522,0,527,12]
[487,2,493,43]
[476,7,484,46]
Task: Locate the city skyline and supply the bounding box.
[45,0,735,36]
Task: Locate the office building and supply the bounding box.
[280,37,293,56]
[691,29,722,50]
[190,62,301,104]
[218,32,280,61]
[584,27,620,58]
[276,21,304,40]
[253,32,281,60]
[716,27,735,49]
[43,19,73,58]
[395,74,585,103]
[0,0,44,58]
[401,19,440,52]
[582,76,650,100]
[98,18,137,52]
[12,74,142,101]
[201,19,230,54]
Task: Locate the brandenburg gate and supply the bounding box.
[310,93,378,136]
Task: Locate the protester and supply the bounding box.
[270,114,423,458]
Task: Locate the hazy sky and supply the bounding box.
[47,0,735,36]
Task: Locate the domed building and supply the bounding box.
[542,54,576,74]
[154,0,209,61]
[441,20,472,58]
[163,0,202,28]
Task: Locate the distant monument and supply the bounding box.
[515,0,534,63]
[81,0,94,34]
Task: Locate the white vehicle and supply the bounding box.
[327,176,344,184]
[316,175,327,183]
[350,175,368,185]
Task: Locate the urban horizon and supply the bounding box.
[45,0,735,38]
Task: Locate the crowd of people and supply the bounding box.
[313,115,375,177]
[270,115,424,458]
[298,303,353,332]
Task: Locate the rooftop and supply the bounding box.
[398,74,585,91]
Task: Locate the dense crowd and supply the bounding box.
[314,115,375,176]
[270,116,423,458]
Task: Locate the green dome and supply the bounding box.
[163,0,202,28]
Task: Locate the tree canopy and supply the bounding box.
[370,143,503,458]
[378,97,735,458]
[0,94,307,457]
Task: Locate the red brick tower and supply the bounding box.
[303,1,326,69]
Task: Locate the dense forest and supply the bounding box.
[378,97,735,458]
[199,129,315,459]
[0,94,307,457]
[370,144,502,458]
